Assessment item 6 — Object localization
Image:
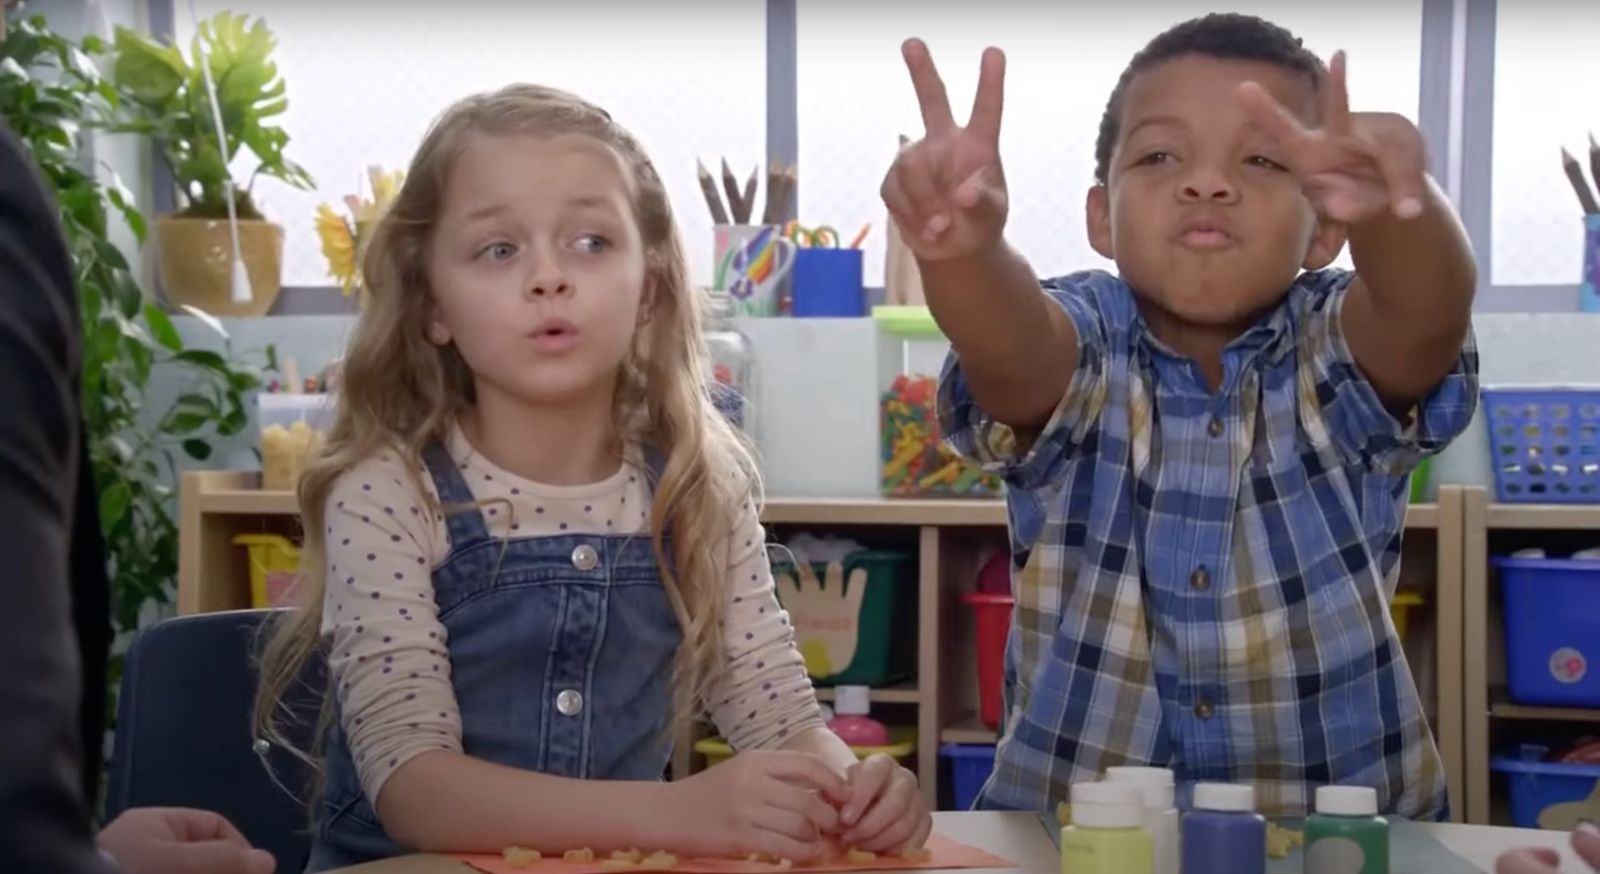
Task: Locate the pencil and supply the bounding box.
[740,164,759,225]
[1563,147,1599,215]
[848,222,871,249]
[762,159,782,225]
[776,163,798,222]
[1590,134,1600,206]
[697,158,730,225]
[720,158,746,224]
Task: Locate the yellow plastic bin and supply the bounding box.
[695,728,917,769]
[234,534,303,608]
[1390,591,1425,644]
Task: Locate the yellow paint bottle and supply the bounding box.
[1061,782,1153,874]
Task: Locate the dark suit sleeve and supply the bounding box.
[0,125,114,873]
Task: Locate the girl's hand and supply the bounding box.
[1237,51,1429,226]
[880,38,1009,262]
[1494,823,1600,874]
[667,750,848,863]
[836,753,932,854]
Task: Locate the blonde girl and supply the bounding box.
[253,85,929,871]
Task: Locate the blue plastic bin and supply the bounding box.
[1491,745,1600,829]
[1482,387,1600,504]
[1495,557,1600,707]
[941,743,996,811]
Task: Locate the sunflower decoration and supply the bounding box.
[314,165,405,302]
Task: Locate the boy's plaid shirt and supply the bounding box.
[939,269,1478,819]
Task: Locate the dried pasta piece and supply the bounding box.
[600,861,637,870]
[564,847,596,862]
[898,846,933,862]
[638,851,679,870]
[1056,802,1072,827]
[1265,822,1303,859]
[611,849,643,863]
[501,846,541,868]
[773,861,793,870]
[845,849,878,863]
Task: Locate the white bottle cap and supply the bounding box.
[1192,783,1256,813]
[832,685,871,716]
[1105,767,1177,808]
[1070,782,1145,829]
[1315,785,1379,816]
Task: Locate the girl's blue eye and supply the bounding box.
[574,234,611,254]
[479,242,517,261]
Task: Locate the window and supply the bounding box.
[796,3,1421,283]
[178,2,767,288]
[1490,2,1600,287]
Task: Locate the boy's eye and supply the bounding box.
[1246,155,1289,171]
[478,242,518,262]
[1135,151,1174,166]
[573,234,611,254]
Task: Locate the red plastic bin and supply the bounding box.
[962,592,1014,730]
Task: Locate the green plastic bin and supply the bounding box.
[1410,457,1432,503]
[772,550,914,686]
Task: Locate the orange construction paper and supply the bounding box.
[456,833,1015,874]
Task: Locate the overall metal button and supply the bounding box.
[571,544,598,571]
[1190,566,1211,592]
[556,689,584,716]
[1194,698,1215,720]
[1207,416,1224,438]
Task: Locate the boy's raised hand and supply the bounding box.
[1237,51,1429,225]
[880,39,1009,261]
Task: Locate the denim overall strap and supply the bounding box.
[420,440,492,551]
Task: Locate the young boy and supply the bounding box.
[881,14,1478,819]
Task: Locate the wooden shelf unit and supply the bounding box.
[178,470,1461,813]
[1462,486,1600,825]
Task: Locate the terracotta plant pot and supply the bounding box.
[156,216,284,317]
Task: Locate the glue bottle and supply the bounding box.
[1060,782,1153,874]
[1104,767,1178,874]
[1181,783,1266,874]
[1304,786,1390,874]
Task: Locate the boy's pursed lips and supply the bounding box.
[1173,211,1238,250]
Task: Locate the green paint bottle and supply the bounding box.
[1304,786,1390,874]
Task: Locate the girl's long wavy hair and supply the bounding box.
[252,83,758,780]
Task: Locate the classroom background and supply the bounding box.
[8,0,1600,871]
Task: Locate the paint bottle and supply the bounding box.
[1104,767,1178,874]
[1305,786,1390,874]
[1060,782,1153,874]
[826,686,890,747]
[1181,783,1266,874]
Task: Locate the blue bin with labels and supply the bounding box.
[941,743,996,811]
[1494,556,1600,707]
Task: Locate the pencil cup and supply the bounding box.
[1582,214,1600,313]
[792,248,866,317]
[714,224,794,318]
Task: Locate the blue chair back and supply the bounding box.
[106,609,325,874]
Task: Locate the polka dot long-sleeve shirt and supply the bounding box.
[321,425,824,805]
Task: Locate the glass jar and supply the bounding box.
[875,305,1001,498]
[703,290,754,434]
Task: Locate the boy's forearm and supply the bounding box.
[1345,177,1476,406]
[376,751,676,854]
[919,240,1078,429]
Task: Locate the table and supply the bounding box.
[327,811,1590,873]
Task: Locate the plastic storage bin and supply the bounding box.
[697,728,917,769]
[962,592,1014,730]
[703,291,754,433]
[1482,387,1600,503]
[941,743,997,811]
[1491,744,1600,830]
[875,306,1001,498]
[258,393,337,491]
[233,534,302,608]
[772,550,914,686]
[1410,457,1432,504]
[1495,556,1600,707]
[1389,591,1425,644]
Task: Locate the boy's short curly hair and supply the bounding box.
[1094,13,1326,184]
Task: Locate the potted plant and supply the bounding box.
[108,10,313,316]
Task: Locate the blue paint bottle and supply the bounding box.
[1180,783,1266,874]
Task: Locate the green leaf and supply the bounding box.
[142,302,182,351]
[173,392,219,417]
[164,413,209,434]
[99,482,131,533]
[176,348,228,370]
[181,439,212,461]
[110,27,186,104]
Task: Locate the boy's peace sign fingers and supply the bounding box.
[967,47,1007,146]
[903,39,956,135]
[1320,51,1353,135]
[1237,80,1315,159]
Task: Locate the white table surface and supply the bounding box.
[330,811,1590,873]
